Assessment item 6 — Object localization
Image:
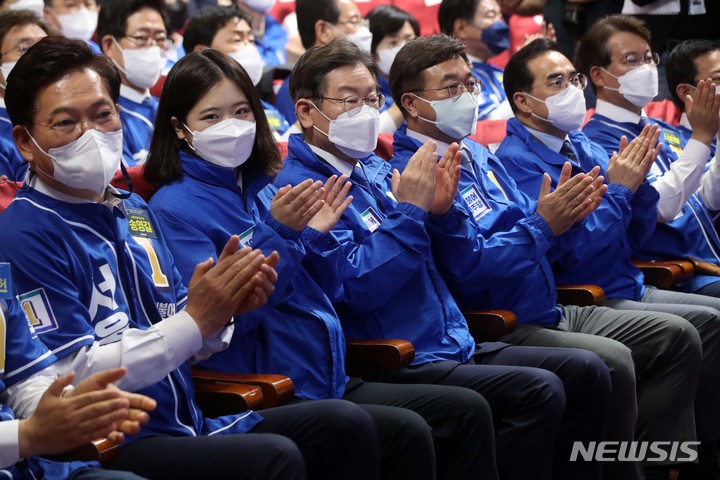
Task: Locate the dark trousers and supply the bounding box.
[343,380,498,480]
[108,399,378,480]
[381,345,611,480]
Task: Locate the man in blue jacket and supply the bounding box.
[390,33,703,480]
[577,15,720,299]
[0,288,154,480]
[0,35,388,480]
[666,39,719,158]
[498,37,720,479]
[277,36,615,480]
[98,0,166,167]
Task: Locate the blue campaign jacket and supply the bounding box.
[0,297,93,479]
[377,75,394,113]
[675,123,717,160]
[496,118,659,300]
[257,14,287,67]
[149,151,349,400]
[583,113,720,292]
[392,125,566,326]
[118,94,158,167]
[276,134,477,365]
[0,106,26,181]
[472,61,506,120]
[0,186,263,442]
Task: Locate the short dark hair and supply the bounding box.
[504,38,561,114]
[290,37,375,104]
[389,34,468,117]
[296,0,340,50]
[437,0,478,36]
[576,14,651,93]
[366,5,419,54]
[97,0,167,50]
[182,5,250,53]
[5,36,120,129]
[144,49,281,186]
[666,39,720,110]
[0,10,52,63]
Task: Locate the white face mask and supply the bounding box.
[228,44,265,86]
[28,128,122,195]
[9,0,44,17]
[313,103,380,159]
[56,8,98,42]
[413,91,479,140]
[525,85,587,133]
[112,38,165,90]
[184,118,257,169]
[602,64,658,107]
[345,26,373,53]
[242,0,276,12]
[376,43,404,77]
[0,61,17,89]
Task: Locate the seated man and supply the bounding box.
[277,37,614,480]
[182,5,290,137]
[665,39,719,201]
[497,36,720,478]
[667,39,720,156]
[234,0,288,67]
[43,0,100,53]
[391,34,703,480]
[0,9,49,180]
[438,0,513,120]
[1,288,155,479]
[578,15,720,299]
[98,0,167,167]
[0,35,386,480]
[275,0,374,126]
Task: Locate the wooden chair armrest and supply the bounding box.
[193,382,264,415]
[632,260,695,289]
[463,309,517,341]
[556,285,605,306]
[191,370,294,409]
[686,257,720,277]
[345,339,415,381]
[45,438,121,467]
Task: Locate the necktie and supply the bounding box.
[560,139,576,160]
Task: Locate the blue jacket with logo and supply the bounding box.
[276,134,479,365]
[392,125,570,326]
[118,95,158,167]
[583,113,720,293]
[149,150,349,400]
[257,14,287,67]
[0,187,263,442]
[496,118,659,300]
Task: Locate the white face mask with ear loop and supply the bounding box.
[228,43,265,86]
[601,64,659,107]
[111,37,166,90]
[56,8,98,42]
[524,84,587,133]
[376,42,404,77]
[9,0,44,17]
[183,118,257,169]
[26,127,122,195]
[413,91,479,140]
[345,26,373,53]
[311,102,380,159]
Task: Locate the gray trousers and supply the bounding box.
[606,286,720,443]
[500,305,701,480]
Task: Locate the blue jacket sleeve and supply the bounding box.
[301,202,433,313]
[425,202,555,289]
[627,181,660,251]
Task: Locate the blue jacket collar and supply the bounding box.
[179,150,269,200]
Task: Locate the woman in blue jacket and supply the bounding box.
[143,48,500,480]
